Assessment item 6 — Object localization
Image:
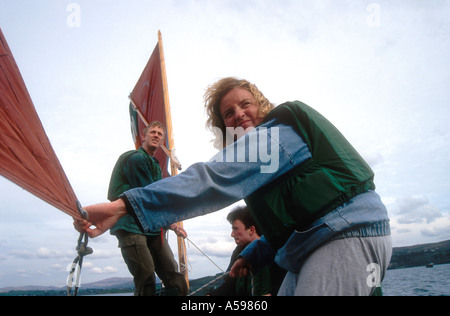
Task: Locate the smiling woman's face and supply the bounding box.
[219,87,263,131]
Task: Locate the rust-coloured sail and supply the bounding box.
[0,28,81,219]
[129,39,169,177]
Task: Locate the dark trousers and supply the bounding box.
[116,230,188,296]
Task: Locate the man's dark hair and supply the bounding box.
[227,206,262,236]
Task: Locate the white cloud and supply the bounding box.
[362,152,385,168]
[195,240,236,259]
[420,220,450,239]
[50,264,64,271]
[90,267,103,274]
[103,266,118,273]
[389,197,450,246]
[394,196,443,224]
[36,247,62,259]
[90,265,118,274]
[89,248,122,260]
[9,250,34,260]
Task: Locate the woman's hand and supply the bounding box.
[73,199,127,238]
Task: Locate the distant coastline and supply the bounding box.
[388,239,450,270]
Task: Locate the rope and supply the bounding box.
[188,269,256,296]
[184,237,256,296]
[186,237,225,273]
[188,272,229,296]
[249,270,255,297]
[67,202,93,296]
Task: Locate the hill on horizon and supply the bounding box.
[388,239,450,269]
[0,277,135,294]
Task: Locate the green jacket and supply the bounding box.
[108,147,162,235]
[245,101,375,247]
[235,265,273,296]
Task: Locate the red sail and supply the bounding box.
[129,41,170,178]
[0,28,81,219]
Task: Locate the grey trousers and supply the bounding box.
[278,235,392,296]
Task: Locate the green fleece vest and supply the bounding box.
[245,101,375,247]
[108,148,162,235]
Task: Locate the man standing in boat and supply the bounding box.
[107,121,188,296]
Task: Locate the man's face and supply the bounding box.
[143,126,164,149]
[231,219,254,247]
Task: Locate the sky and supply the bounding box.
[0,0,449,289]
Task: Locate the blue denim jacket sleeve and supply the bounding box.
[238,235,276,272]
[122,119,312,232]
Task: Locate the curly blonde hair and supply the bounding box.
[204,77,274,149]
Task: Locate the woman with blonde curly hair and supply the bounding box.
[204,77,274,149]
[76,77,391,296]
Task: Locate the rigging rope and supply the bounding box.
[188,272,229,296]
[186,237,225,273]
[185,237,256,297]
[67,202,93,296]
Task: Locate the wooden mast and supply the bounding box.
[157,30,189,289]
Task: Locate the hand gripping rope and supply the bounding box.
[67,202,93,296]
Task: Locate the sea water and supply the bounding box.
[92,264,450,296]
[382,263,450,296]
